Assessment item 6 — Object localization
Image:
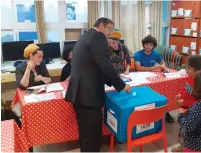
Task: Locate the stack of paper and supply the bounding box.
[164,73,181,78]
[105,72,157,91]
[46,83,64,93]
[24,93,56,103]
[28,85,46,90]
[120,72,157,84]
[27,83,64,94]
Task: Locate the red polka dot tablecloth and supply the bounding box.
[1,120,29,152]
[11,73,187,147]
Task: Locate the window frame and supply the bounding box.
[1,0,88,46]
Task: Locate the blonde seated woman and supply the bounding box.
[15,44,51,90]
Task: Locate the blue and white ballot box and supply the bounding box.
[104,86,167,142]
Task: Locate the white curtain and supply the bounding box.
[120,0,146,55]
[88,1,99,28]
[112,0,120,29]
[88,0,113,29]
[98,0,112,19]
[150,1,162,45]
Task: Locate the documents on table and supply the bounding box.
[105,72,158,91]
[62,90,67,98]
[121,72,157,84]
[27,83,64,94]
[24,93,56,103]
[28,85,46,90]
[164,72,181,78]
[46,83,64,93]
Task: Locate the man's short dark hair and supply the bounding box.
[93,17,114,27]
[62,45,74,62]
[142,35,157,48]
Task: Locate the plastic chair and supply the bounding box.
[127,106,168,152]
[109,105,168,152]
[125,58,135,70]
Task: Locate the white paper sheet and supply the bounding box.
[62,90,66,98]
[193,33,197,37]
[127,81,141,87]
[191,51,196,55]
[190,42,196,50]
[46,62,65,70]
[121,72,152,85]
[184,10,192,17]
[135,103,155,134]
[46,83,64,93]
[171,10,177,17]
[170,45,177,51]
[1,65,16,72]
[164,73,181,78]
[123,72,158,78]
[171,28,178,35]
[28,85,46,90]
[178,8,184,16]
[182,46,190,54]
[178,69,187,76]
[191,22,197,30]
[105,85,115,92]
[24,93,56,103]
[184,29,192,36]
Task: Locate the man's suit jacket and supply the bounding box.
[65,28,125,108]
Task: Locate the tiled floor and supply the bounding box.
[33,110,180,152]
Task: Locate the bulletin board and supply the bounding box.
[170,19,199,37]
[170,1,201,56]
[169,37,198,55]
[171,1,200,18]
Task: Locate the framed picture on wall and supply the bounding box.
[66,2,76,20]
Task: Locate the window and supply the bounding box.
[145,1,152,36]
[1,31,14,43]
[98,0,112,19]
[15,1,36,22]
[1,0,13,24]
[44,0,59,22]
[66,0,87,22]
[18,32,38,43]
[47,32,60,42]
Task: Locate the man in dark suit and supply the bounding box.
[65,17,131,152]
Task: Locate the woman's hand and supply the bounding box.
[175,94,184,106]
[123,70,129,75]
[178,108,187,114]
[35,75,43,82]
[26,61,35,71]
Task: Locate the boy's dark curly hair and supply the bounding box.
[142,35,157,48]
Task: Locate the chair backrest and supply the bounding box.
[155,45,165,57]
[127,105,167,142]
[162,47,183,71]
[130,58,135,69]
[128,105,167,126]
[172,51,183,70]
[125,58,135,70]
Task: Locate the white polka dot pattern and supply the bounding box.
[178,101,201,151]
[11,73,187,147]
[1,120,29,152]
